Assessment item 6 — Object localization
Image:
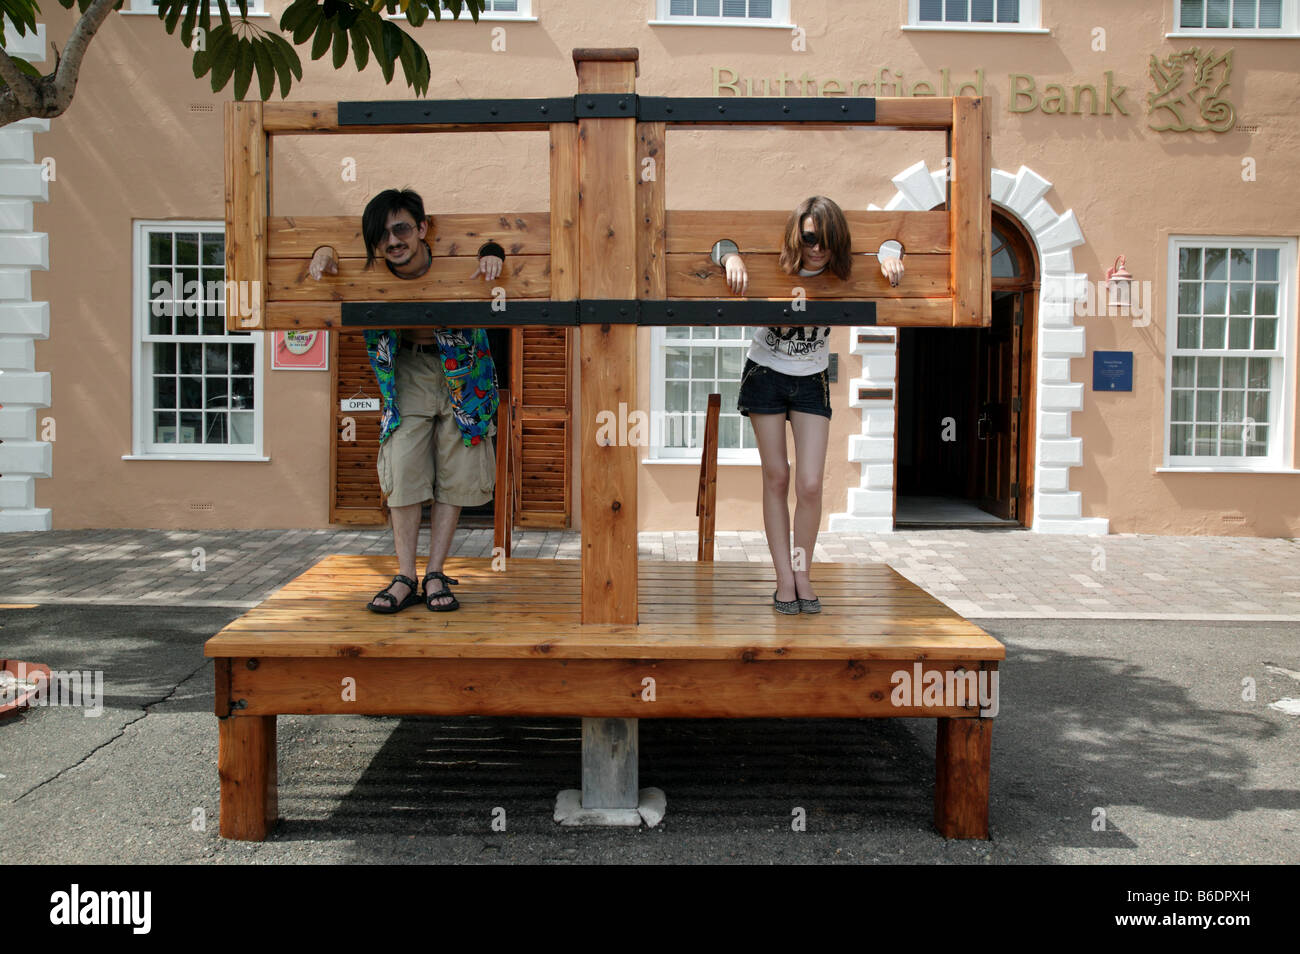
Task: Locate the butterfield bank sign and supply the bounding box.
[710,50,1238,130]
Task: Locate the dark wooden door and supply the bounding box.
[975,292,1021,519]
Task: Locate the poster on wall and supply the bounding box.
[272,330,329,371]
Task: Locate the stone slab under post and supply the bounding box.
[554,716,666,827]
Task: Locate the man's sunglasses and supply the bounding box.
[381,222,417,241]
[800,230,823,248]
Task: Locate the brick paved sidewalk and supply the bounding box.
[2,527,1298,620]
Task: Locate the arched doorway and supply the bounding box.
[895,210,1038,527]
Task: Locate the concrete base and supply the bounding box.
[554,787,667,828]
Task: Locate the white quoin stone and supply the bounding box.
[1004,167,1052,218]
[0,369,49,405]
[1040,384,1084,411]
[0,439,52,476]
[1037,466,1072,492]
[1037,491,1082,518]
[0,270,32,301]
[0,232,47,267]
[0,474,35,509]
[1039,438,1084,467]
[0,301,48,334]
[0,509,51,532]
[893,160,946,211]
[0,404,36,438]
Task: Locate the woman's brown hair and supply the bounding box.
[778,195,853,280]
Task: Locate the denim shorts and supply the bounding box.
[736,358,832,420]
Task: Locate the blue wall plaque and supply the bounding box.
[1093,351,1133,392]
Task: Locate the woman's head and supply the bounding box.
[779,196,852,279]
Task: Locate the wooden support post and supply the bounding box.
[218,714,277,841]
[575,49,639,624]
[934,717,992,839]
[581,717,639,809]
[949,96,989,328]
[224,102,267,331]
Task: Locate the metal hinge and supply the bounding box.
[1011,396,1021,413]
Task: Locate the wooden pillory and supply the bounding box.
[208,48,1004,839]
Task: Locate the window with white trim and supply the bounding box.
[650,325,762,461]
[124,0,267,14]
[655,0,791,26]
[134,222,263,458]
[1174,0,1297,33]
[441,0,532,17]
[909,0,1042,29]
[1165,237,1296,468]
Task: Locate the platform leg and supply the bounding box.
[582,717,638,809]
[555,717,665,827]
[218,714,277,841]
[934,717,991,839]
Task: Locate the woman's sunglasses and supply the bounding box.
[800,230,823,248]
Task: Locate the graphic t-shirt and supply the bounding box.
[746,268,830,376]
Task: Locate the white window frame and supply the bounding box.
[389,2,536,23]
[651,0,793,29]
[121,0,270,16]
[904,0,1048,33]
[439,0,535,19]
[1169,0,1300,37]
[1161,235,1298,473]
[647,326,761,465]
[128,220,267,462]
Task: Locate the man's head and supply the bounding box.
[362,188,429,270]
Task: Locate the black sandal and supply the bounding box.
[422,570,460,612]
[367,574,422,614]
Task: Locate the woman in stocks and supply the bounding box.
[716,195,903,614]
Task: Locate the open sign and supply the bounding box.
[341,398,381,412]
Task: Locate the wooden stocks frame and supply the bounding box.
[224,47,992,623]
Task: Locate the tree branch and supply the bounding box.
[0,46,41,111]
[45,0,122,116]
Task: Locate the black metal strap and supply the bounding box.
[339,98,574,126]
[338,96,877,127]
[638,97,876,123]
[340,299,876,327]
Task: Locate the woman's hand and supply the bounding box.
[473,255,504,282]
[308,246,339,281]
[879,254,904,288]
[723,252,748,296]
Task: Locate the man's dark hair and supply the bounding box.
[361,188,427,269]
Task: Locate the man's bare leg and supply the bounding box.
[383,501,424,603]
[425,500,461,607]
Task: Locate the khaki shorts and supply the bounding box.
[377,350,496,509]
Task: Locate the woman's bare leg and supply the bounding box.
[789,409,830,602]
[748,412,795,602]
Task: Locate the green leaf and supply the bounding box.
[292,5,322,45]
[216,0,231,29]
[252,38,275,101]
[310,21,333,60]
[331,25,348,70]
[267,36,293,97]
[8,56,41,78]
[381,20,403,71]
[180,1,197,47]
[209,29,240,92]
[349,24,369,71]
[164,0,184,33]
[233,40,255,101]
[279,0,319,34]
[407,1,427,27]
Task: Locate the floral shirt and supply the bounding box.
[364,328,500,446]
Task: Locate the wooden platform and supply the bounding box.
[205,556,1003,840]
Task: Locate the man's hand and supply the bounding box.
[308,246,339,281]
[879,255,904,287]
[722,252,748,296]
[473,255,504,282]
